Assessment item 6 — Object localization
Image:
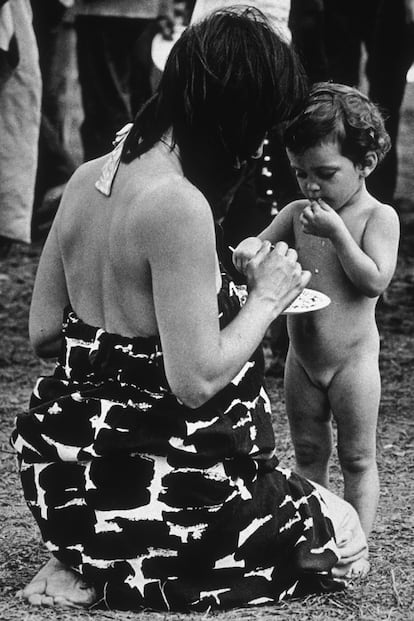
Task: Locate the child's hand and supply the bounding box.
[232,237,264,274]
[300,199,343,239]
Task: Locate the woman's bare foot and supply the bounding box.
[344,556,370,579]
[332,553,370,581]
[310,481,370,583]
[332,549,371,585]
[16,557,97,608]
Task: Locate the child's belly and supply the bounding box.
[287,302,379,379]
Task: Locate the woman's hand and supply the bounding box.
[245,241,311,316]
[300,199,344,239]
[232,237,263,274]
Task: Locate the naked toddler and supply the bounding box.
[233,83,400,574]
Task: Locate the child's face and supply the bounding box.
[287,140,364,211]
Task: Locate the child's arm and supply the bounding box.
[258,201,298,245]
[301,199,400,297]
[232,201,298,274]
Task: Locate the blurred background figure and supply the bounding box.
[30,0,77,241]
[363,0,414,206]
[289,0,414,207]
[0,0,41,259]
[73,0,175,161]
[289,0,327,83]
[29,0,189,243]
[151,0,193,86]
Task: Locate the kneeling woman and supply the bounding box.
[12,7,367,612]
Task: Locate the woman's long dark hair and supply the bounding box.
[122,6,308,214]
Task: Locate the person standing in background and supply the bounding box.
[289,0,327,84]
[365,0,414,205]
[289,0,414,206]
[73,0,175,161]
[30,0,77,241]
[0,0,41,258]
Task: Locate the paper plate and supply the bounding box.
[283,288,331,314]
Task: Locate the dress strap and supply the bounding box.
[95,123,133,197]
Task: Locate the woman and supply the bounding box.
[12,7,367,612]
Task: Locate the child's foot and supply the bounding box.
[16,557,97,608]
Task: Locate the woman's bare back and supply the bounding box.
[56,142,198,338]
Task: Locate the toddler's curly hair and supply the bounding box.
[284,82,391,165]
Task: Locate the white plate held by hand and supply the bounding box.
[283,288,331,314]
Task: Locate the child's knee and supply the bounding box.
[338,447,376,475]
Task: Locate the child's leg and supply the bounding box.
[284,349,332,487]
[328,355,380,538]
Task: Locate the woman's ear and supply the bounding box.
[359,151,378,178]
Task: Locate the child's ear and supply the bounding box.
[358,151,378,178]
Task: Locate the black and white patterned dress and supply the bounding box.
[11,271,343,612]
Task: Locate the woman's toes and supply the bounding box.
[347,557,370,579]
[53,595,82,608]
[40,595,55,607]
[27,593,43,606]
[20,578,47,599]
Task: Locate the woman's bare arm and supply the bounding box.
[29,221,69,358]
[144,182,309,408]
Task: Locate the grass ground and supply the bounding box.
[1,65,414,621]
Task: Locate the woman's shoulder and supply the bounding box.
[69,157,107,184]
[125,169,217,262]
[143,177,214,239]
[150,174,207,207]
[54,158,105,215]
[126,161,211,221]
[58,157,108,207]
